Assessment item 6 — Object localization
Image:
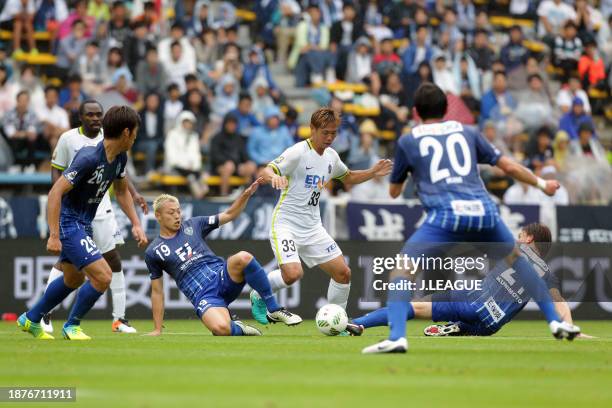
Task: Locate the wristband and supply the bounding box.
[536,177,547,191]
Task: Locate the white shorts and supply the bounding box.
[269,223,342,268]
[92,214,124,254]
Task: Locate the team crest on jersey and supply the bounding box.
[65,171,77,181]
[328,164,332,174]
[274,156,285,164]
[184,226,193,236]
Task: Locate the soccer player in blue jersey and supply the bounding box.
[351,223,582,346]
[144,184,302,337]
[18,106,147,340]
[363,83,576,353]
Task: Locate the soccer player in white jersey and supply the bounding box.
[41,101,148,334]
[250,108,392,324]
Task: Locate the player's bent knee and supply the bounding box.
[210,321,232,336]
[334,266,351,284]
[237,251,253,266]
[282,265,303,284]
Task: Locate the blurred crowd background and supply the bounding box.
[0,0,611,204]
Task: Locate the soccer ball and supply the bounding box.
[315,304,348,336]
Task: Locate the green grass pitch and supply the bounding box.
[2,320,611,408]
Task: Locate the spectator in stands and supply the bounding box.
[453,54,481,112]
[284,106,299,142]
[158,22,196,69]
[557,76,592,113]
[328,96,355,162]
[14,65,45,113]
[212,74,239,124]
[229,93,260,138]
[163,83,183,133]
[208,42,242,83]
[58,0,93,40]
[456,0,476,37]
[578,39,607,91]
[56,19,88,79]
[210,113,257,197]
[208,1,236,30]
[2,91,43,168]
[0,0,37,57]
[0,44,14,80]
[362,0,392,42]
[500,25,528,73]
[0,65,16,119]
[108,0,131,46]
[135,92,164,175]
[247,106,293,168]
[88,0,110,22]
[250,76,276,123]
[515,73,557,131]
[468,29,495,81]
[134,1,160,34]
[439,7,464,51]
[58,74,87,123]
[125,20,153,76]
[575,0,604,42]
[432,55,459,95]
[254,0,279,49]
[597,15,612,62]
[553,21,583,83]
[289,3,335,86]
[503,180,542,204]
[559,97,597,140]
[480,71,517,125]
[194,28,220,85]
[526,126,555,171]
[553,130,571,172]
[163,40,197,93]
[348,119,380,171]
[274,0,301,65]
[537,0,576,42]
[569,121,607,163]
[78,40,105,95]
[379,71,410,135]
[37,86,69,150]
[184,88,210,140]
[405,61,433,108]
[319,0,343,28]
[373,37,402,79]
[346,37,373,84]
[330,2,363,81]
[102,47,129,89]
[434,30,454,66]
[164,110,207,199]
[34,0,68,42]
[402,25,433,76]
[136,46,167,96]
[389,0,416,38]
[109,69,139,104]
[242,46,279,97]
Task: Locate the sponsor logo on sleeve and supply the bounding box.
[208,216,215,225]
[65,171,77,181]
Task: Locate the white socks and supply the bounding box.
[267,269,290,293]
[46,267,63,288]
[110,270,126,321]
[327,279,350,310]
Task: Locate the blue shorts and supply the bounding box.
[58,219,103,270]
[194,263,246,318]
[431,290,497,336]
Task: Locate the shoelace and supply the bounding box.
[277,308,293,317]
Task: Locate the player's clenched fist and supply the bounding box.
[132,225,148,248]
[372,159,393,177]
[542,179,560,196]
[47,235,62,254]
[271,175,289,190]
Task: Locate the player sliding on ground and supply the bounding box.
[18,106,148,340]
[350,223,582,347]
[41,100,148,335]
[251,107,392,326]
[363,83,577,354]
[144,183,302,337]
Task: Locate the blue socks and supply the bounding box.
[244,258,281,312]
[386,277,413,341]
[512,256,560,323]
[64,281,104,327]
[26,277,75,323]
[230,321,243,336]
[354,306,415,329]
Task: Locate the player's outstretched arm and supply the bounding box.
[146,278,165,336]
[127,175,149,215]
[495,156,560,196]
[261,165,288,190]
[342,159,393,185]
[113,177,148,247]
[46,176,74,254]
[218,178,263,225]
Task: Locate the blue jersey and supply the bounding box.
[60,142,127,224]
[468,244,559,333]
[391,121,502,232]
[144,216,225,305]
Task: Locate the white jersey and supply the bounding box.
[51,127,113,219]
[268,139,348,230]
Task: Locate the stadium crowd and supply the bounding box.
[0,0,610,203]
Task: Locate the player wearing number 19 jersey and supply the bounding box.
[364,83,568,354]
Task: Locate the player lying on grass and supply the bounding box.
[144,182,302,337]
[18,106,148,340]
[350,223,582,351]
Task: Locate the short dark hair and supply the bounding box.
[239,92,252,102]
[44,85,59,95]
[171,22,184,31]
[72,18,85,28]
[16,90,29,100]
[102,106,140,139]
[67,73,83,83]
[167,83,179,93]
[414,82,447,121]
[522,223,552,257]
[79,100,102,116]
[170,40,181,49]
[184,73,198,83]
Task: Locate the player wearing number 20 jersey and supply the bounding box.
[267,138,348,267]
